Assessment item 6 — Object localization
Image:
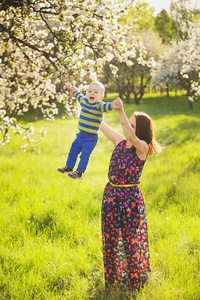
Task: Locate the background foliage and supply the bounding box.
[1,0,200,148]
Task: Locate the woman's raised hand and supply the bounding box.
[112,97,123,110]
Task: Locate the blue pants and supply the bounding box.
[66,131,98,173]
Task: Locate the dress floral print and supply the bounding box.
[101,140,151,292]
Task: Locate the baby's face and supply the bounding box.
[86,83,104,104]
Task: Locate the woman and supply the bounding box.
[100,98,161,294]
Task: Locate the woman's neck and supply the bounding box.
[125,140,132,149]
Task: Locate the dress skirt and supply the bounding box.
[101,182,151,292]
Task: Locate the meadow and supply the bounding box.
[0,93,200,299]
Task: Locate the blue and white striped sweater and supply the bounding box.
[74,91,113,134]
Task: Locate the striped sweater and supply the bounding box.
[74,91,113,135]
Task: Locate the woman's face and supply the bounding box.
[129,116,136,133]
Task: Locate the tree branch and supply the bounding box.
[0,23,59,70]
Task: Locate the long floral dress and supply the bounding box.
[101,140,151,293]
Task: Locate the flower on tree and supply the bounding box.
[0,0,151,149]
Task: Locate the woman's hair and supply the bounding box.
[131,111,162,156]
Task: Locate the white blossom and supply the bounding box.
[105,53,114,62]
[151,20,200,98]
[0,0,143,149]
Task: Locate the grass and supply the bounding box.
[0,93,200,299]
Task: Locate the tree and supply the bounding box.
[0,0,144,148]
[154,1,200,44]
[119,0,155,31]
[102,1,156,105]
[180,20,200,102]
[154,9,176,44]
[151,20,200,109]
[103,29,163,104]
[103,36,155,105]
[170,0,200,41]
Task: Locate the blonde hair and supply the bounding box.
[90,81,105,95]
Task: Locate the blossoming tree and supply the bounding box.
[0,0,147,149]
[180,20,200,100]
[102,2,156,105]
[151,19,200,109]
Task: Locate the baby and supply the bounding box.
[58,81,119,179]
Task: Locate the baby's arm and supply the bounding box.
[100,97,122,113]
[68,83,79,97]
[68,83,87,104]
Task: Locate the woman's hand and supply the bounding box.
[112,97,123,110]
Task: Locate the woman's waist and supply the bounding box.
[108,177,140,187]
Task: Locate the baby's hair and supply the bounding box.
[91,81,105,94]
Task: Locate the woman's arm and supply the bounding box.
[116,100,149,158]
[100,121,124,147]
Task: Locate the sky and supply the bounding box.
[145,0,200,15]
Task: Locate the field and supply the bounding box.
[0,93,200,299]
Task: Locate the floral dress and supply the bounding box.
[101,140,151,292]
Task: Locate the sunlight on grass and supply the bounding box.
[0,94,200,299]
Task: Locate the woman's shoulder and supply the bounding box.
[115,137,126,149]
[114,137,125,148]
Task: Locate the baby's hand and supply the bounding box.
[112,97,123,110]
[68,83,78,97]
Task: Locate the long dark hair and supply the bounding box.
[131,111,162,156]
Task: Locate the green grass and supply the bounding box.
[0,93,200,299]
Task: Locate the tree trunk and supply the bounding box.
[175,86,178,96]
[166,83,169,97]
[134,93,140,105]
[3,128,9,142]
[187,87,193,109]
[189,99,193,109]
[104,89,107,98]
[119,89,124,100]
[126,92,130,104]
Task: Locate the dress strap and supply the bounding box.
[109,180,138,187]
